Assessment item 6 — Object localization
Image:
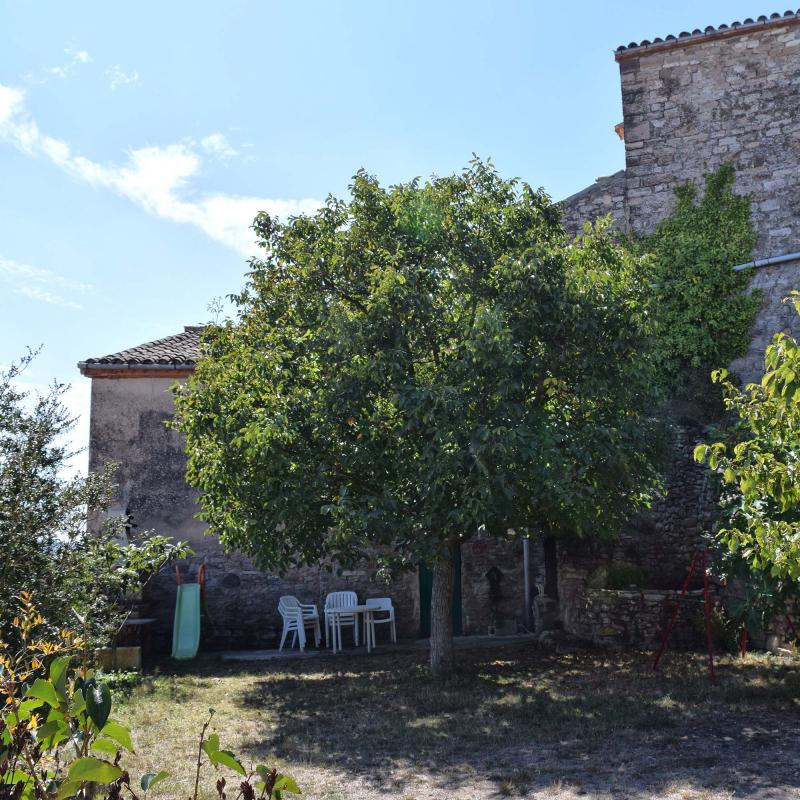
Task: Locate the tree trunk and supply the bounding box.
[430,541,457,676]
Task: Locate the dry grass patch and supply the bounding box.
[117,646,800,799]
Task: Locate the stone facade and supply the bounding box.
[560,170,627,237]
[87,374,425,650]
[84,371,532,651]
[461,537,542,635]
[555,13,800,645]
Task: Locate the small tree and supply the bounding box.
[174,160,667,674]
[695,295,800,581]
[0,353,187,647]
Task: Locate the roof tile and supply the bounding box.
[80,326,203,368]
[616,9,800,56]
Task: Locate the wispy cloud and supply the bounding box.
[0,83,321,256]
[106,65,140,91]
[25,48,92,84]
[201,133,238,159]
[0,254,92,310]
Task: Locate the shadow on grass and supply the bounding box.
[159,646,800,798]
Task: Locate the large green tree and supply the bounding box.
[174,160,667,674]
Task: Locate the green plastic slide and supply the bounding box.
[171,583,201,660]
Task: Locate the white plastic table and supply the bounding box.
[326,605,376,654]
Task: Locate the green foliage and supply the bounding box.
[586,560,644,590]
[636,164,759,396]
[0,353,189,649]
[96,670,142,703]
[0,596,299,800]
[713,547,798,642]
[606,560,644,589]
[694,295,800,580]
[173,159,668,585]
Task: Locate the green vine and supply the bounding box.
[636,164,760,401]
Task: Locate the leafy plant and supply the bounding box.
[174,158,669,674]
[694,295,800,580]
[588,561,645,590]
[0,596,298,800]
[635,164,759,402]
[94,673,142,705]
[0,353,189,650]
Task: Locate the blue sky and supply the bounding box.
[1,0,766,471]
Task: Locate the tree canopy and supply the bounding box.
[174,159,668,672]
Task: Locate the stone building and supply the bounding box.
[80,10,800,652]
[79,329,539,650]
[557,10,800,646]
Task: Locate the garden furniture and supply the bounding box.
[324,591,359,650]
[278,595,321,652]
[326,602,378,654]
[365,597,396,643]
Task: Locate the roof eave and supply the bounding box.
[615,12,800,61]
[78,362,196,378]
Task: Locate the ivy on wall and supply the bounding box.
[636,164,760,399]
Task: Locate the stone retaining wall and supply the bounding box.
[575,588,706,648]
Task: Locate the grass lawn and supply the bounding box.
[118,644,800,800]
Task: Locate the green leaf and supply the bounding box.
[34,719,65,744]
[84,682,112,730]
[16,698,45,719]
[273,774,300,795]
[202,732,220,757]
[26,679,60,708]
[70,692,86,717]
[140,771,170,794]
[101,719,134,753]
[67,757,123,784]
[210,749,246,776]
[49,655,72,698]
[91,738,119,754]
[56,779,82,800]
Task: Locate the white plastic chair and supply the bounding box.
[278,595,321,652]
[324,591,359,649]
[365,597,396,643]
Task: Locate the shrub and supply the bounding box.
[0,595,299,800]
[588,561,645,590]
[0,354,189,650]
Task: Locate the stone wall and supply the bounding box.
[146,548,419,652]
[560,17,800,374]
[558,425,715,640]
[461,537,530,634]
[728,258,800,385]
[619,20,800,256]
[560,169,627,237]
[556,19,800,645]
[573,588,706,648]
[88,376,419,651]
